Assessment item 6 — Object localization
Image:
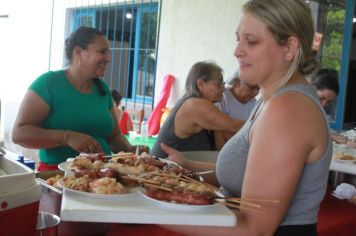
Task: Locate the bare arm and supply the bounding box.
[161,143,219,187]
[12,90,103,153]
[107,108,135,153]
[162,93,328,236]
[175,98,244,138]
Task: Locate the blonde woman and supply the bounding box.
[161,0,331,235]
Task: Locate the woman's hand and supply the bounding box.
[160,143,188,167]
[65,131,103,153]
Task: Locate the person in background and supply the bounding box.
[160,0,331,235]
[311,68,339,121]
[111,89,133,135]
[215,69,259,148]
[12,26,135,171]
[151,61,245,158]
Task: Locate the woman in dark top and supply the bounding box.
[151,61,244,158]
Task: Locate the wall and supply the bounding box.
[155,0,243,108]
[0,0,244,160]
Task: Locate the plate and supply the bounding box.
[58,161,72,171]
[57,179,139,200]
[139,188,220,211]
[332,159,356,164]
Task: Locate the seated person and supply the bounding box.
[151,61,244,158]
[111,89,133,135]
[311,68,339,121]
[215,69,259,148]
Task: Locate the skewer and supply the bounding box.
[223,198,261,208]
[230,197,280,203]
[219,201,266,215]
[104,152,135,158]
[122,175,158,185]
[180,175,219,191]
[143,183,173,192]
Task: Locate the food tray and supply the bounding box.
[61,189,236,226]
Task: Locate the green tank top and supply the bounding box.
[30,70,114,164]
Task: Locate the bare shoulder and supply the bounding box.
[180,97,215,113]
[264,92,323,125]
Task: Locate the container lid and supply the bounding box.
[0,154,36,194]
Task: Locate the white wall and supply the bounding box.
[0,0,245,158]
[155,0,244,108]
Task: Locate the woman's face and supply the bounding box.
[317,89,337,108]
[80,36,111,78]
[198,71,225,103]
[234,12,289,88]
[232,81,259,104]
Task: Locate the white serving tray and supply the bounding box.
[60,188,236,226]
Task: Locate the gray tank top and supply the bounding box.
[151,96,213,158]
[216,84,332,225]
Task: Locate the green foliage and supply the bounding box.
[320,8,345,71]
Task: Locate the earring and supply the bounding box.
[78,59,81,67]
[285,54,292,61]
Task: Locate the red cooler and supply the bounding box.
[0,153,41,236]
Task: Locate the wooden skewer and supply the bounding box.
[143,183,172,192]
[180,175,219,192]
[150,171,180,178]
[122,175,159,185]
[231,197,280,203]
[223,198,261,208]
[219,201,266,215]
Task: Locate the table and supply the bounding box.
[330,143,356,182]
[125,135,157,150]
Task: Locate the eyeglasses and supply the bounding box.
[213,79,226,88]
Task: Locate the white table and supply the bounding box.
[330,144,356,186]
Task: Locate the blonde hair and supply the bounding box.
[243,0,318,88]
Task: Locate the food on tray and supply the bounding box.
[59,175,90,192]
[105,162,146,175]
[59,175,128,194]
[333,152,356,160]
[67,153,109,170]
[60,152,204,198]
[125,172,217,205]
[89,177,126,194]
[46,174,64,186]
[74,167,119,179]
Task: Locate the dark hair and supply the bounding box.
[111,89,123,106]
[65,26,105,62]
[184,61,223,98]
[311,68,339,95]
[65,27,106,96]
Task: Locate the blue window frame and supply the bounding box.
[68,2,158,108]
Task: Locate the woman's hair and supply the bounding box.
[65,26,105,62]
[242,0,318,88]
[311,68,339,94]
[65,26,106,96]
[111,89,123,106]
[184,61,223,98]
[228,69,241,86]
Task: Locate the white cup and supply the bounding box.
[129,130,137,140]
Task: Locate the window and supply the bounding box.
[65,1,159,107]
